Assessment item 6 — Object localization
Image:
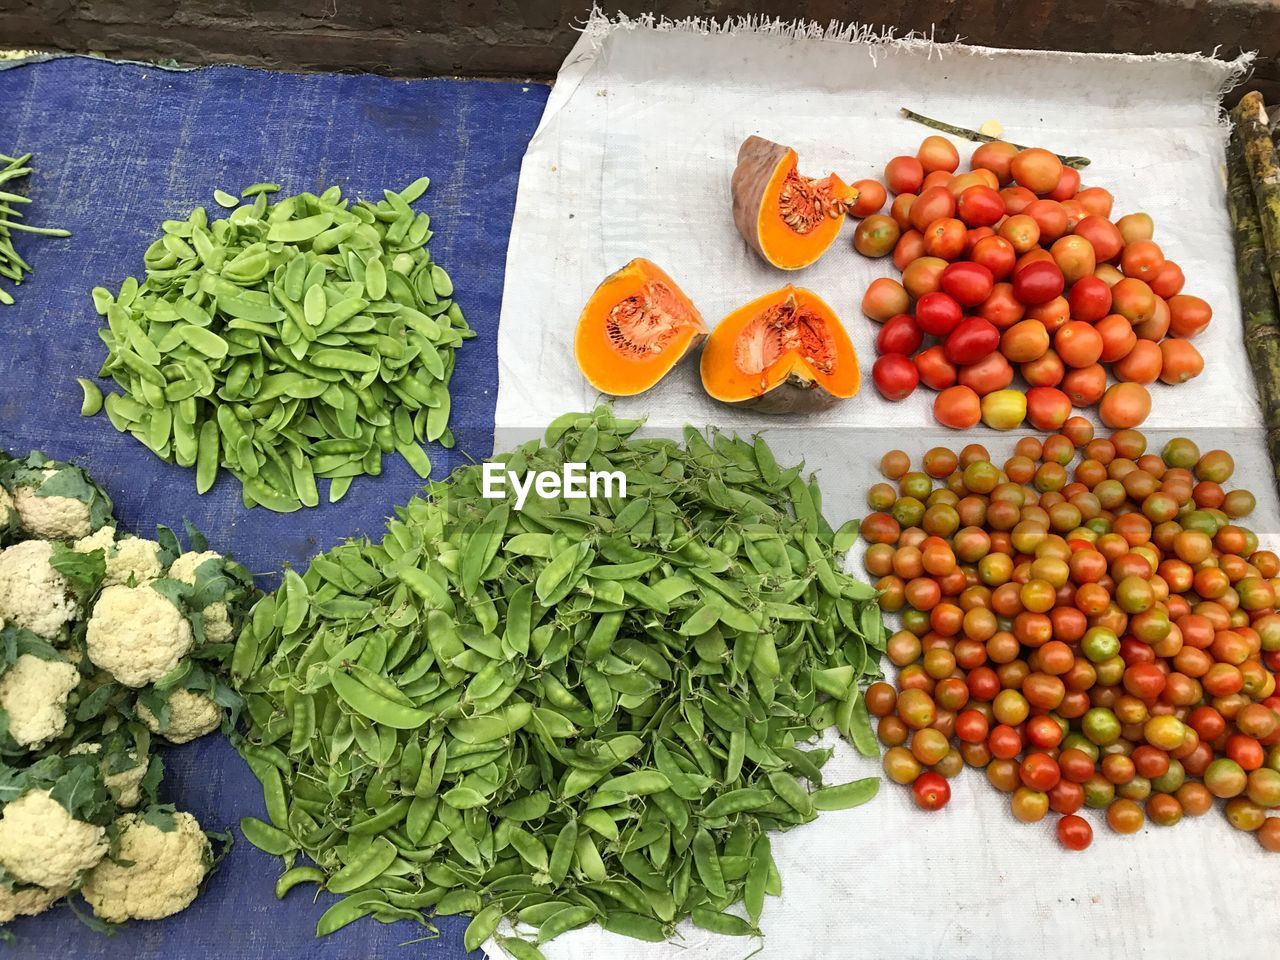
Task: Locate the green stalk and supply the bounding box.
[1232,92,1280,302]
[1226,116,1280,494]
[899,107,1090,168]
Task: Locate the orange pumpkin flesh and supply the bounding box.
[732,136,854,270]
[574,259,707,396]
[701,285,860,413]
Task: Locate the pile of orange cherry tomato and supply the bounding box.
[851,135,1212,431]
[859,418,1280,852]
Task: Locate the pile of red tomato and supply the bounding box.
[859,420,1280,852]
[851,135,1212,431]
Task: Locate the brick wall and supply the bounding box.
[1,0,1276,100]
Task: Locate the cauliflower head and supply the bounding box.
[11,469,93,541]
[137,688,221,744]
[0,653,80,748]
[82,811,210,922]
[0,880,69,923]
[0,540,78,639]
[0,789,108,888]
[86,583,193,688]
[167,551,232,644]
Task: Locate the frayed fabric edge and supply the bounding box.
[575,5,1254,100]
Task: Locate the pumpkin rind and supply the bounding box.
[700,285,860,413]
[574,259,707,396]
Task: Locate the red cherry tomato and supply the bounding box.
[1058,748,1096,783]
[1026,714,1065,749]
[955,708,990,743]
[872,353,920,402]
[940,261,996,307]
[1012,260,1066,305]
[912,771,952,811]
[1067,276,1113,322]
[876,313,925,356]
[988,723,1023,760]
[1020,752,1062,791]
[944,317,1001,366]
[915,291,965,337]
[1057,813,1093,851]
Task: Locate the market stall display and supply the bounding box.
[2,10,1278,960]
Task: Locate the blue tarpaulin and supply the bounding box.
[0,56,548,958]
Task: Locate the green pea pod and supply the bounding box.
[766,771,814,818]
[743,834,771,922]
[838,690,880,758]
[691,908,755,937]
[464,903,503,952]
[448,700,532,743]
[330,668,433,729]
[315,891,385,937]
[497,936,547,960]
[596,770,670,797]
[691,828,725,898]
[700,787,772,819]
[328,835,397,893]
[76,378,104,416]
[547,818,577,885]
[811,777,880,811]
[275,865,326,899]
[240,817,296,856]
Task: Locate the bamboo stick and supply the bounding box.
[898,108,1090,168]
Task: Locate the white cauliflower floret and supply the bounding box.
[137,689,221,744]
[0,653,80,748]
[0,789,107,888]
[72,525,115,555]
[11,469,92,540]
[82,812,210,922]
[0,880,69,923]
[168,550,232,644]
[0,486,15,535]
[74,529,164,588]
[104,537,164,588]
[68,744,148,809]
[86,583,193,688]
[0,540,77,639]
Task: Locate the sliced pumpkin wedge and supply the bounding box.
[701,285,860,413]
[732,136,855,270]
[574,259,707,396]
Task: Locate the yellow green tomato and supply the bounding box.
[980,389,1027,430]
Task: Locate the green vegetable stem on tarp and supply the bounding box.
[86,178,472,511]
[0,151,72,306]
[231,406,885,948]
